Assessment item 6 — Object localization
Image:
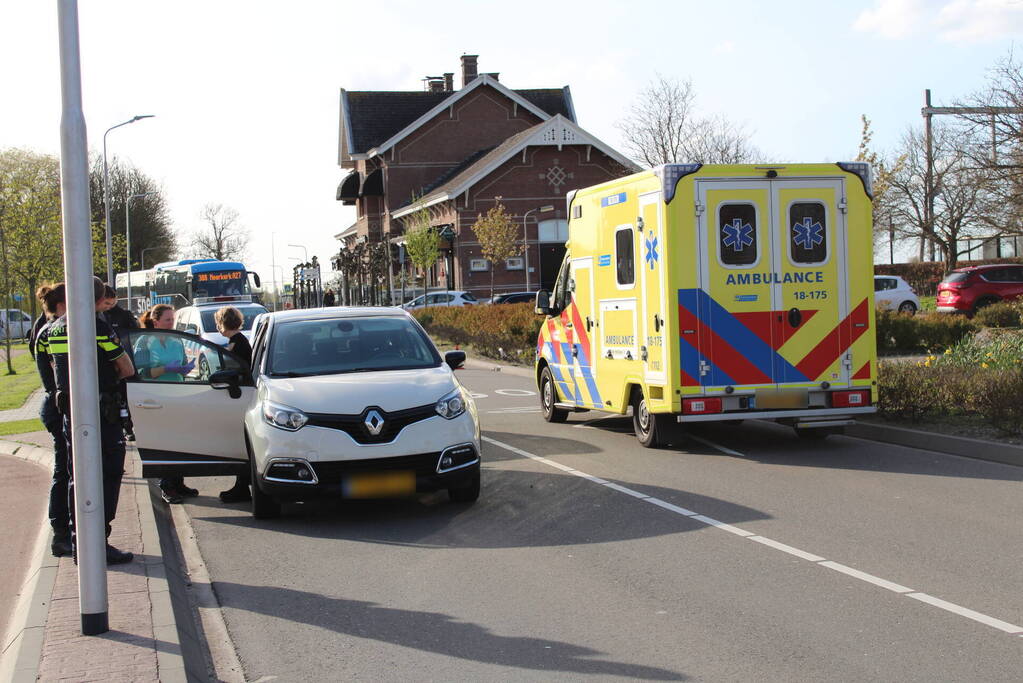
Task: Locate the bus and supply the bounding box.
[116,259,262,314]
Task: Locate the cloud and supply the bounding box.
[853,0,1023,42]
[712,40,736,55]
[936,0,1023,42]
[853,0,931,38]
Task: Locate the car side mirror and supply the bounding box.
[534,290,551,316]
[210,369,243,399]
[444,350,466,370]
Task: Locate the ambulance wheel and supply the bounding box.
[540,367,569,423]
[632,392,673,448]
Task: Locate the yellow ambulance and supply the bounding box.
[534,163,877,446]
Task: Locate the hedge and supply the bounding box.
[875,309,977,355]
[412,303,542,362]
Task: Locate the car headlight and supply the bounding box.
[435,387,466,420]
[262,400,308,431]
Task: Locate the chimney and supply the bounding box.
[485,72,499,82]
[443,72,454,91]
[423,76,445,92]
[461,54,478,87]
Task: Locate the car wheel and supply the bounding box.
[540,366,569,423]
[448,470,480,503]
[632,389,674,448]
[898,301,917,315]
[250,450,280,519]
[198,355,211,381]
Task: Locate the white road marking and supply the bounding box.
[686,433,747,458]
[468,392,488,399]
[495,389,536,397]
[481,434,1023,639]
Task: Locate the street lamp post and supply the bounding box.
[103,115,154,284]
[521,205,554,292]
[126,192,157,313]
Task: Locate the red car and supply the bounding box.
[936,264,1023,314]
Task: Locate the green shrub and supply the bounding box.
[972,301,1022,328]
[875,309,977,354]
[412,303,542,360]
[971,368,1023,433]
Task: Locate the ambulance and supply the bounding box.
[534,163,877,447]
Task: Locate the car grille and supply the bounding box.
[304,404,437,444]
[310,451,442,482]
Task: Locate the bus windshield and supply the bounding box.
[192,270,248,298]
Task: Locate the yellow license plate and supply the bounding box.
[344,471,415,498]
[755,388,809,410]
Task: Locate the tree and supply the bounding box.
[886,123,995,272]
[472,201,520,299]
[403,201,441,299]
[855,115,906,259]
[616,75,761,167]
[88,155,175,275]
[191,203,248,261]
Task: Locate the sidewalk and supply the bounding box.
[0,435,183,682]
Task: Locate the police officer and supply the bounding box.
[32,283,72,556]
[99,284,137,440]
[38,276,135,564]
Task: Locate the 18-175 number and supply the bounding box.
[794,290,828,300]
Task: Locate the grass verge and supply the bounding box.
[0,352,41,410]
[0,418,44,436]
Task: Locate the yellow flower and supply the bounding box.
[924,359,932,367]
[944,348,952,355]
[982,362,989,368]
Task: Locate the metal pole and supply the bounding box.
[270,231,277,311]
[889,215,895,265]
[923,90,935,263]
[125,199,131,313]
[102,115,154,285]
[522,208,535,293]
[57,0,108,635]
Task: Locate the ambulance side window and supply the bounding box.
[551,257,572,312]
[789,202,828,265]
[615,226,635,287]
[719,204,758,266]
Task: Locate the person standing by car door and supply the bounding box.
[213,306,254,503]
[41,277,136,564]
[32,283,73,556]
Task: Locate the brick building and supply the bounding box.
[335,55,637,299]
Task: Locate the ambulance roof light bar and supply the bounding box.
[837,162,873,199]
[654,164,702,205]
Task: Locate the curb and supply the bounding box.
[846,422,1023,467]
[0,438,187,682]
[462,358,1023,468]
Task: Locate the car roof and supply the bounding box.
[954,264,1022,272]
[266,306,409,323]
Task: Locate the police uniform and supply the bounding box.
[32,317,71,555]
[38,313,133,563]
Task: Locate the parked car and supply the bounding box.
[401,290,478,310]
[122,307,481,518]
[1,308,33,341]
[873,275,920,315]
[488,291,536,305]
[936,263,1023,315]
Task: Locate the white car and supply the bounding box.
[1,308,33,341]
[874,275,920,314]
[123,307,481,518]
[401,290,478,310]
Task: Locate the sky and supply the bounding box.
[2,0,1022,286]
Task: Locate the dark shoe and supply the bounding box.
[106,544,134,565]
[219,484,252,503]
[51,536,73,557]
[161,488,184,504]
[176,484,199,497]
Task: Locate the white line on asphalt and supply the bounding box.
[495,389,536,397]
[480,434,1023,639]
[686,433,747,458]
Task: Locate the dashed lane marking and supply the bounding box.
[480,434,1023,639]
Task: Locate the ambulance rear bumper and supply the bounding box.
[677,406,876,423]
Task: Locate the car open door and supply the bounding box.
[122,329,252,478]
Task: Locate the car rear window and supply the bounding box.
[461,292,477,302]
[941,272,972,284]
[200,305,268,333]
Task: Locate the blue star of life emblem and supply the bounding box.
[722,219,754,251]
[792,217,824,250]
[644,236,659,269]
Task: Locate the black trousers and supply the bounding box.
[40,395,70,537]
[63,412,126,542]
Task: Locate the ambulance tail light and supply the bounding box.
[831,390,871,408]
[683,397,722,415]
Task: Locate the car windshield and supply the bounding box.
[199,305,267,333]
[267,316,441,376]
[941,272,972,284]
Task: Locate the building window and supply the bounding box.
[718,203,758,267]
[615,225,634,287]
[538,219,568,243]
[506,257,524,271]
[789,202,827,265]
[469,259,490,272]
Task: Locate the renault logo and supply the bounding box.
[364,409,385,436]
